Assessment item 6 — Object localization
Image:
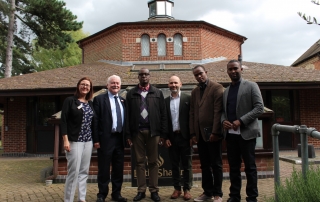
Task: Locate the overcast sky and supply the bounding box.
[64,0,320,66]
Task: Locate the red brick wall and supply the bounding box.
[294,56,319,70]
[3,97,27,153]
[299,89,320,147]
[82,29,123,63]
[121,24,204,61]
[315,60,320,70]
[201,27,241,60]
[81,23,242,63]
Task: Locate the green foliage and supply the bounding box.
[0,0,34,76]
[266,166,320,202]
[298,0,320,25]
[0,0,83,77]
[31,29,88,71]
[19,0,83,50]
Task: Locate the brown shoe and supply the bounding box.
[183,191,192,200]
[170,190,182,199]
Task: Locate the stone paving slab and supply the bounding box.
[279,149,320,165]
[1,150,318,202]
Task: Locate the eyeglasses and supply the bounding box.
[80,83,90,87]
[139,73,150,76]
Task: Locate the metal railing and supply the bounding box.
[271,124,320,200]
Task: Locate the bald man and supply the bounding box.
[165,76,193,200]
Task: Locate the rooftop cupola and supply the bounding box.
[148,0,174,19]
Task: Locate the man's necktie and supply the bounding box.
[114,96,122,132]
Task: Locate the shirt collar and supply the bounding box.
[230,78,242,86]
[139,84,150,91]
[170,91,181,99]
[108,91,118,98]
[199,79,209,89]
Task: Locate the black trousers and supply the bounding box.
[226,133,258,202]
[197,134,223,197]
[97,134,124,199]
[168,133,193,191]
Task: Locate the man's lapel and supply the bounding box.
[104,93,112,119]
[224,87,229,110]
[236,79,245,109]
[166,96,172,121]
[199,81,212,107]
[119,96,125,117]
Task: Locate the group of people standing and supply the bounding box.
[60,59,264,202]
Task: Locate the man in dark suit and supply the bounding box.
[221,60,264,202]
[189,65,224,202]
[93,75,127,202]
[164,76,193,200]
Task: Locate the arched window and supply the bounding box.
[141,34,150,56]
[157,34,166,56]
[174,34,183,56]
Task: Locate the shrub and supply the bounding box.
[267,166,320,202]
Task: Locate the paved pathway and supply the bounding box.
[0,150,319,202]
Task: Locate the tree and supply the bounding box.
[1,0,83,77]
[31,29,89,71]
[298,0,320,25]
[0,4,34,76]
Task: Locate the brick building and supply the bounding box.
[292,39,320,70]
[1,0,320,182]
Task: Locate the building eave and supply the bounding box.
[77,20,247,47]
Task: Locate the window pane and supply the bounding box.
[149,3,156,17]
[157,1,166,15]
[256,120,263,148]
[166,2,172,16]
[272,90,291,122]
[157,34,166,56]
[174,34,182,55]
[141,34,150,56]
[37,97,56,126]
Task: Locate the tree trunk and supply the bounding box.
[4,0,15,78]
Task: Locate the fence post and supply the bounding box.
[272,124,280,201]
[299,125,308,179]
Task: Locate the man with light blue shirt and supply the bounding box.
[93,75,127,202]
[164,76,193,201]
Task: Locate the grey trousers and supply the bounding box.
[132,130,160,193]
[64,141,92,202]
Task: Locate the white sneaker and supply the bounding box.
[194,194,212,202]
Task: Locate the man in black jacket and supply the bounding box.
[126,68,168,202]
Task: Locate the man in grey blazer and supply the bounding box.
[165,76,193,200]
[221,60,264,202]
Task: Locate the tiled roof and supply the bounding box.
[0,60,320,91]
[292,39,320,66]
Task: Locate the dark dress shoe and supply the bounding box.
[112,195,127,202]
[227,198,240,202]
[133,192,146,201]
[96,197,105,202]
[151,192,161,202]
